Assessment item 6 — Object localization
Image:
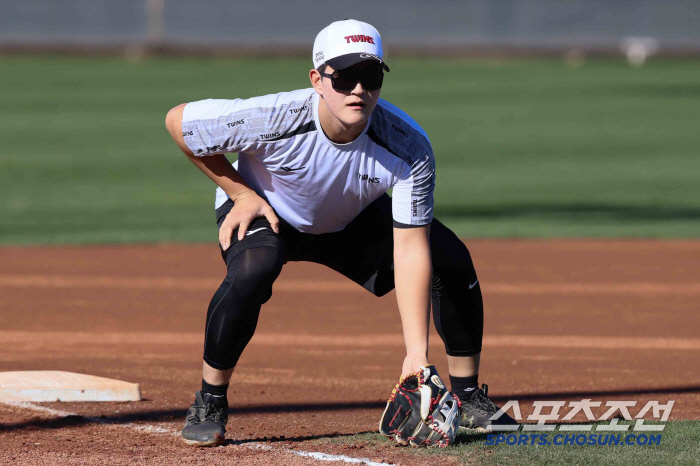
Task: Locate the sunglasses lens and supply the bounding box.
[331,66,384,91]
[359,68,384,90]
[331,72,357,91]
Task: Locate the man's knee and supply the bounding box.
[429,219,475,273]
[225,246,284,300]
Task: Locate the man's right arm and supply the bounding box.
[165,103,279,248]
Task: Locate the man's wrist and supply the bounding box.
[405,348,429,360]
[230,189,257,203]
[405,338,429,356]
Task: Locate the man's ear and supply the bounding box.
[310,69,323,96]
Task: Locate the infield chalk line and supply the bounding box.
[2,331,699,351]
[2,401,395,466]
[1,274,700,294]
[250,443,394,466]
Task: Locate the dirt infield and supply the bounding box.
[1,240,699,465]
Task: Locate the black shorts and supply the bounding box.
[215,193,398,296]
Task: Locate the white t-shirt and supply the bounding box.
[182,88,435,234]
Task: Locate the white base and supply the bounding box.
[0,371,141,402]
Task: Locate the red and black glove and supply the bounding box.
[379,365,461,448]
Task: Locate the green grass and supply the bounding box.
[1,56,699,244]
[314,421,700,465]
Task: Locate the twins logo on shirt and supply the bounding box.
[260,131,281,140]
[358,173,380,183]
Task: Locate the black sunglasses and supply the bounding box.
[319,66,384,92]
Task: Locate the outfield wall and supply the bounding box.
[1,0,699,54]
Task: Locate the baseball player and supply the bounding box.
[165,19,516,447]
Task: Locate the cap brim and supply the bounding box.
[326,53,390,72]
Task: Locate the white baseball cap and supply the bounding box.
[313,19,390,72]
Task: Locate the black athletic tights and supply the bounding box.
[202,246,284,370]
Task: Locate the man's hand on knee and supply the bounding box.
[219,191,280,249]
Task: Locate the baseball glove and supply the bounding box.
[379,365,461,448]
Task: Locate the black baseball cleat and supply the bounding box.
[181,391,228,446]
[458,384,519,431]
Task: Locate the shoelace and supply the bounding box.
[470,386,498,412]
[186,404,204,424]
[187,401,225,424]
[204,403,224,423]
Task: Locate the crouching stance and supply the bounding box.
[165,19,515,447]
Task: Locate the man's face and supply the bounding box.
[311,61,382,130]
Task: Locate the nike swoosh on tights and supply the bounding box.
[469,279,479,289]
[245,227,268,236]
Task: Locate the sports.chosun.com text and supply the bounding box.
[486,433,662,447]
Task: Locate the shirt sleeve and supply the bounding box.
[180,90,315,157]
[391,152,435,228]
[181,98,263,156]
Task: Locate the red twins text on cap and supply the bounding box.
[313,19,390,72]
